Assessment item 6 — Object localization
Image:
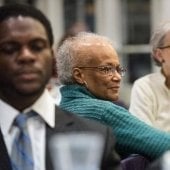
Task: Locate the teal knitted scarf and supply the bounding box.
[60,84,170,160]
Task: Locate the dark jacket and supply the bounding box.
[0,106,121,170]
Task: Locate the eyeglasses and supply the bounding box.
[75,65,126,77]
[158,45,170,49]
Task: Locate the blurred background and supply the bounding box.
[2,0,170,107]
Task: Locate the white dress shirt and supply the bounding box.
[48,84,63,105]
[0,89,56,170]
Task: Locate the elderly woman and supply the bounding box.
[56,32,170,160]
[129,21,170,132]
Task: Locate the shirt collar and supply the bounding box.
[32,89,55,128]
[160,69,166,81]
[0,89,56,136]
[0,100,18,136]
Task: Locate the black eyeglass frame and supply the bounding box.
[75,65,126,77]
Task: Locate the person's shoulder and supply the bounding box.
[55,105,114,136]
[133,72,161,89]
[135,73,155,82]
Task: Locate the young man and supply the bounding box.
[0,4,120,170]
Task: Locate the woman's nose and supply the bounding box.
[112,71,122,81]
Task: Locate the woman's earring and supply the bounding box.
[83,81,88,88]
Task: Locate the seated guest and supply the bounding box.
[56,32,170,160]
[129,21,170,132]
[48,24,128,109]
[0,4,120,170]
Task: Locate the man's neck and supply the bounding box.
[0,90,43,112]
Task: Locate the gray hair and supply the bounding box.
[56,32,114,85]
[150,21,170,66]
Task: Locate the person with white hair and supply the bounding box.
[129,21,170,132]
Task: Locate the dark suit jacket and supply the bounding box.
[0,106,120,170]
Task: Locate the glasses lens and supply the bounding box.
[107,66,126,76]
[119,67,126,76]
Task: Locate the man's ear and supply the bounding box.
[72,68,84,84]
[154,48,164,63]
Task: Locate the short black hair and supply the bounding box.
[0,3,54,46]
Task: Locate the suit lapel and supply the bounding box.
[0,129,12,170]
[0,106,76,170]
[46,106,76,170]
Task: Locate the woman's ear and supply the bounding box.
[72,68,84,84]
[154,48,165,63]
